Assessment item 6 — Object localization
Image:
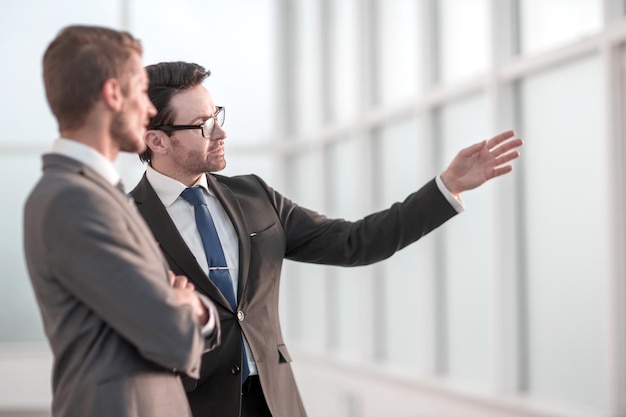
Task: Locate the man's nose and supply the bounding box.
[147,101,157,118]
[212,122,227,140]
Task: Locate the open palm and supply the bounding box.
[440,130,523,195]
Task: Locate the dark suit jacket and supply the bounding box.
[130,172,458,417]
[23,155,219,417]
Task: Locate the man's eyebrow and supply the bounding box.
[189,108,219,123]
[185,113,212,124]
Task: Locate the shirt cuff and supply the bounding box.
[435,174,465,213]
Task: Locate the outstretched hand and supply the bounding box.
[440,130,523,196]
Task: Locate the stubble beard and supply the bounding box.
[110,111,146,154]
[170,136,226,174]
[182,152,226,175]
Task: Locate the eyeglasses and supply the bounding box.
[154,106,225,138]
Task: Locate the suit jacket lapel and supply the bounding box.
[206,174,251,303]
[132,174,234,311]
[43,155,167,269]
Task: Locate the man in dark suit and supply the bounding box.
[130,61,523,417]
[23,28,219,417]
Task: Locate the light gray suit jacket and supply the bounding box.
[23,154,219,417]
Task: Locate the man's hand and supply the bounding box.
[440,130,523,196]
[169,271,209,325]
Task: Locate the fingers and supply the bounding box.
[492,164,513,178]
[172,287,207,324]
[488,146,521,181]
[487,133,523,172]
[176,277,194,290]
[459,130,521,159]
[172,287,194,308]
[490,138,524,158]
[490,149,520,178]
[171,275,187,288]
[459,139,487,157]
[170,272,195,290]
[494,148,521,167]
[486,130,516,149]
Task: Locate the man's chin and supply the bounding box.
[120,139,146,154]
[208,159,226,173]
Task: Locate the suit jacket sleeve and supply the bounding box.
[42,184,207,377]
[248,175,458,266]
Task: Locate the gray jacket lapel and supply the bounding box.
[43,154,166,267]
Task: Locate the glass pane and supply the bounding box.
[439,95,491,386]
[374,117,433,205]
[286,149,325,210]
[3,0,274,147]
[330,0,359,122]
[439,0,489,84]
[283,150,327,349]
[284,261,328,351]
[293,0,323,135]
[520,0,602,55]
[219,152,276,184]
[0,1,122,146]
[133,0,276,144]
[376,0,421,104]
[520,56,608,408]
[326,137,366,355]
[374,116,438,373]
[326,138,362,219]
[0,152,47,343]
[115,152,147,191]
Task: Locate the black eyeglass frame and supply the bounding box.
[153,106,225,138]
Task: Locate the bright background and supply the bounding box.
[1,1,625,417]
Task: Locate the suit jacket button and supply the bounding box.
[231,364,241,375]
[237,310,245,321]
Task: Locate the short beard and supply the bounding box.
[110,111,145,154]
[170,135,226,174]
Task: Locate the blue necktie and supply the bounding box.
[180,187,237,309]
[180,187,250,382]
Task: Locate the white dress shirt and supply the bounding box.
[52,138,121,186]
[146,165,258,375]
[145,166,240,289]
[436,174,465,213]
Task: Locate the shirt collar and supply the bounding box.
[146,164,213,207]
[52,138,120,186]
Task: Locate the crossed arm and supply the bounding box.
[169,272,209,325]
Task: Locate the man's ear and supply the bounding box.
[101,78,123,112]
[144,130,167,155]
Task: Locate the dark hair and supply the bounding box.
[139,62,211,163]
[43,25,142,131]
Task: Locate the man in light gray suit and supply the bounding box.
[23,25,220,417]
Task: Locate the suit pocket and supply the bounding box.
[249,222,279,242]
[277,344,292,364]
